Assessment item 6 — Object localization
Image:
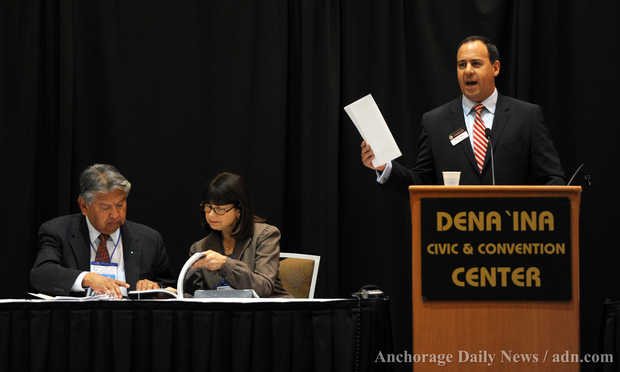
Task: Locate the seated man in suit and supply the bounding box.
[361,35,565,186]
[30,163,172,298]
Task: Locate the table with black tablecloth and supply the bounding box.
[0,298,392,372]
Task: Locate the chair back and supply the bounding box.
[279,253,320,298]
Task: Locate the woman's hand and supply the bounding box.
[191,250,228,271]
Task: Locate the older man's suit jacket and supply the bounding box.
[30,213,172,295]
[389,94,565,186]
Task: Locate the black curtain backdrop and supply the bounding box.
[3,1,619,370]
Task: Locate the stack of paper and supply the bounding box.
[344,94,402,167]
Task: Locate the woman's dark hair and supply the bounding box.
[200,172,262,241]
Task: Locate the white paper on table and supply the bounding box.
[27,292,115,301]
[344,94,402,167]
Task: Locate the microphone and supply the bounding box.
[567,163,584,186]
[485,128,495,185]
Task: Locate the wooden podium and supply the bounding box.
[409,186,581,371]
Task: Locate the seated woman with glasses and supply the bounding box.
[185,172,289,297]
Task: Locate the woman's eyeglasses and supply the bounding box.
[200,202,236,215]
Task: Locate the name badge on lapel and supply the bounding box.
[449,128,469,146]
[90,262,118,280]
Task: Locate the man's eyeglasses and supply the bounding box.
[200,202,236,216]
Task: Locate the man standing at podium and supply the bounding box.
[30,164,172,298]
[361,35,565,186]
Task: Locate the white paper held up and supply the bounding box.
[344,94,402,167]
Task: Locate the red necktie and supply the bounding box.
[472,103,488,172]
[95,234,110,263]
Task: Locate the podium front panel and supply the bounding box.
[409,186,581,371]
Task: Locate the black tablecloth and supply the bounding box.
[0,298,392,372]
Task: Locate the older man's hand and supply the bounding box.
[82,273,129,299]
[136,279,160,291]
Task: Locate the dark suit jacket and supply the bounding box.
[389,94,565,187]
[30,213,173,295]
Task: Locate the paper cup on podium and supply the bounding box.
[442,171,461,186]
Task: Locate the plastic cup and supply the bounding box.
[442,171,461,186]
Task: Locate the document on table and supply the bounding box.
[178,298,350,303]
[27,292,116,301]
[0,296,350,304]
[344,94,402,167]
[128,288,177,300]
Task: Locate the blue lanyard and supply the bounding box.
[90,232,122,262]
[218,248,234,287]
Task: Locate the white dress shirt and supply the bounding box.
[461,88,498,150]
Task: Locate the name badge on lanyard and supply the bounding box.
[90,233,121,280]
[90,261,119,280]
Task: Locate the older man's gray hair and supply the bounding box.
[79,164,132,204]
